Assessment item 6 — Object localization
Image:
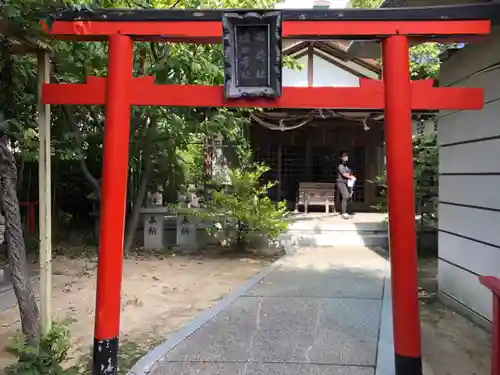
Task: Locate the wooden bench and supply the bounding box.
[295,182,336,214]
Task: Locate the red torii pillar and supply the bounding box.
[92,34,133,374]
[383,35,422,374]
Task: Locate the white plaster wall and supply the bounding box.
[312,54,360,87]
[437,26,500,323]
[282,53,361,87]
[283,54,309,87]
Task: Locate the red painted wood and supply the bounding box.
[410,35,486,44]
[19,201,38,233]
[480,276,500,375]
[93,34,134,341]
[481,276,500,296]
[44,19,491,42]
[28,205,36,234]
[383,35,422,365]
[493,296,500,375]
[42,77,484,110]
[284,20,490,38]
[19,201,39,206]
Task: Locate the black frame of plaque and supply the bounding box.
[222,11,282,99]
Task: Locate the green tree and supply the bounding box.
[347,0,381,8]
[0,38,41,346]
[1,0,289,349]
[373,132,438,228]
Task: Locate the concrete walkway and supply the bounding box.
[131,246,394,375]
[0,267,39,312]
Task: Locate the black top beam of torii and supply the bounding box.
[52,2,500,23]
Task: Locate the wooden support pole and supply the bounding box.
[37,51,52,334]
[307,42,314,87]
[277,139,282,201]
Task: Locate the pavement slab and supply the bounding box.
[245,267,384,298]
[149,362,374,375]
[136,246,390,375]
[164,296,380,365]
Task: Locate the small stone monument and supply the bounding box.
[176,188,199,252]
[143,187,165,249]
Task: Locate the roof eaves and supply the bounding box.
[284,40,381,73]
[347,0,498,58]
[378,0,407,8]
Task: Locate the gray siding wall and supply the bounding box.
[438,26,500,323]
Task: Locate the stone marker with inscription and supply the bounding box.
[176,191,199,253]
[142,190,165,249]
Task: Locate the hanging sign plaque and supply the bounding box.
[222,11,282,99]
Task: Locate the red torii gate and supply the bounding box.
[42,4,495,375]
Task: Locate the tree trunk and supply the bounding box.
[62,106,101,201]
[52,62,101,202]
[123,119,157,257]
[0,135,40,345]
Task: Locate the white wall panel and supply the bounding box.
[439,175,500,211]
[440,138,500,174]
[438,260,492,321]
[439,99,500,145]
[439,231,500,277]
[439,26,500,85]
[439,204,500,248]
[441,66,500,110]
[437,27,500,327]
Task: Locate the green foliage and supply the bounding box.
[194,163,290,248]
[409,43,455,79]
[0,0,301,244]
[413,131,438,227]
[178,135,205,185]
[348,0,455,79]
[347,0,382,8]
[6,322,75,375]
[1,0,286,209]
[373,131,438,228]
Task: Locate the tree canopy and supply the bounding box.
[0,0,289,346]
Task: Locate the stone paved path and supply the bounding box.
[139,246,390,375]
[0,267,39,312]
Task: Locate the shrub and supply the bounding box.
[6,322,75,375]
[194,163,290,249]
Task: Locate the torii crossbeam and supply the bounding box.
[41,3,498,375]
